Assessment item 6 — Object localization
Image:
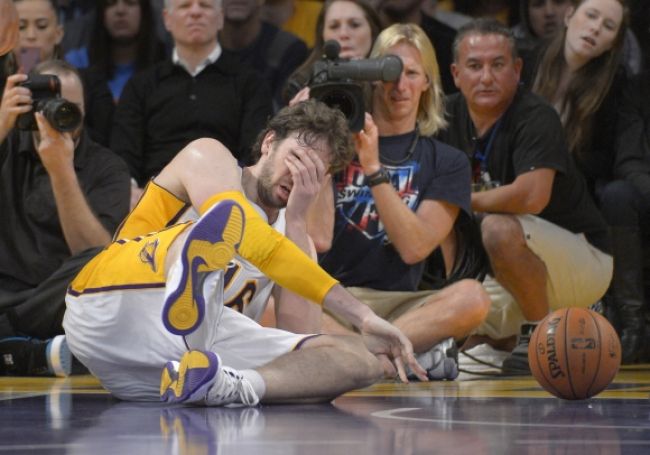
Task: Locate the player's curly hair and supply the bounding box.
[251,99,355,173]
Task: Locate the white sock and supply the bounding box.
[241,369,266,400]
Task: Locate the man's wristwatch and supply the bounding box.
[365,167,391,187]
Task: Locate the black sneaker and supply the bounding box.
[0,335,72,377]
[501,324,537,375]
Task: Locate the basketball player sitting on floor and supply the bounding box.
[63,100,427,406]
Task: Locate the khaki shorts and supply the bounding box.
[475,214,613,339]
[326,287,438,330]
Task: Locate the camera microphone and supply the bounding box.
[320,40,403,82]
[327,54,403,82]
[323,40,340,60]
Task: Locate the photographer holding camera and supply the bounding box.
[312,24,490,380]
[0,59,130,377]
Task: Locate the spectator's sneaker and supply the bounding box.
[162,200,245,336]
[412,337,459,380]
[46,335,73,377]
[501,323,537,375]
[459,343,509,375]
[160,350,259,407]
[0,335,72,377]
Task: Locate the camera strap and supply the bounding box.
[379,126,420,166]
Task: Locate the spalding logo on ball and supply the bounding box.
[528,307,621,400]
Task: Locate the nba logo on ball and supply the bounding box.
[528,308,621,400]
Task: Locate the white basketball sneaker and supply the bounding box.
[160,350,259,407]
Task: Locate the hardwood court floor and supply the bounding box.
[0,365,649,454]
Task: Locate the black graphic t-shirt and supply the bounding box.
[319,131,471,291]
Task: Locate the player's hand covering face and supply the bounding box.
[284,146,327,217]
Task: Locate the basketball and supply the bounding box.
[528,308,621,400]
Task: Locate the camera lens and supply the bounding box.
[310,83,365,132]
[319,90,355,120]
[41,99,82,132]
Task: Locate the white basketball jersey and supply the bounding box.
[181,204,286,322]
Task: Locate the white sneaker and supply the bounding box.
[411,337,459,380]
[459,343,509,375]
[160,350,259,407]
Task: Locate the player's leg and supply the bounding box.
[161,333,383,406]
[254,334,383,404]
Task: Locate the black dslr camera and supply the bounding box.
[309,40,403,132]
[16,74,82,133]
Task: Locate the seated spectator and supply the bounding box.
[3,0,115,146]
[314,24,490,380]
[111,0,272,191]
[220,0,309,111]
[530,0,641,362]
[284,0,383,105]
[512,0,573,84]
[513,0,572,46]
[65,0,167,103]
[371,0,457,94]
[440,19,613,374]
[0,59,130,377]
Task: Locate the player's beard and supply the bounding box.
[256,160,285,209]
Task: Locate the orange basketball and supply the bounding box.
[528,308,621,400]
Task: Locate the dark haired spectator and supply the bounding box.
[512,0,573,84]
[513,0,572,45]
[65,0,167,102]
[220,0,309,111]
[441,18,613,374]
[531,0,642,362]
[0,59,130,377]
